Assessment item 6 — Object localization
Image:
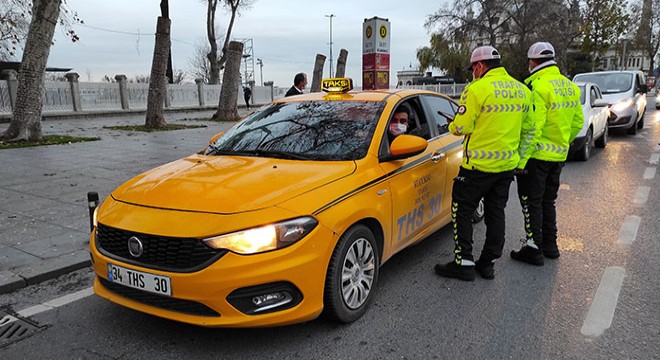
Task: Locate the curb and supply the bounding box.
[0,251,92,295]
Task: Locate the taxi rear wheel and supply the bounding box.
[323,224,379,323]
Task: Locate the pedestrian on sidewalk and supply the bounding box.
[243,86,252,109]
[285,73,307,97]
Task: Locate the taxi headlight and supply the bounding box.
[202,217,318,254]
[92,207,99,228]
[610,98,634,113]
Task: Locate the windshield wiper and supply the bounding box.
[208,148,312,160]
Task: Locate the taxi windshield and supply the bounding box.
[208,101,383,161]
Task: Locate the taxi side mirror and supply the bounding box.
[380,134,428,162]
[208,132,224,145]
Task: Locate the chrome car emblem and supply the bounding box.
[127,236,144,258]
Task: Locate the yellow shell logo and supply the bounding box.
[379,25,387,39]
[366,25,373,38]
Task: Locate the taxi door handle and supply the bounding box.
[431,152,446,162]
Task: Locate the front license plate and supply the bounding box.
[107,263,171,296]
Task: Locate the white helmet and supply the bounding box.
[467,45,501,70]
[527,42,555,59]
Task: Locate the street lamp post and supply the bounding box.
[325,14,335,78]
[257,58,263,86]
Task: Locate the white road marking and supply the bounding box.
[651,153,660,165]
[643,167,656,180]
[581,267,626,337]
[633,186,651,204]
[618,215,641,245]
[17,287,94,318]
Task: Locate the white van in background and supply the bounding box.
[572,70,648,135]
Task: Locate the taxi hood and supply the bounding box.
[111,154,356,214]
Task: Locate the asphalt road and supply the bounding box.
[1,102,659,360]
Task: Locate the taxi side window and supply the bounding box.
[404,98,432,140]
[423,95,457,136]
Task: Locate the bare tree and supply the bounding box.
[1,0,81,61]
[212,40,243,121]
[633,0,659,76]
[203,0,253,84]
[581,0,629,70]
[0,0,61,142]
[0,0,30,59]
[145,0,171,129]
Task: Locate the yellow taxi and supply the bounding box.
[89,78,480,327]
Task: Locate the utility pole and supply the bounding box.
[257,58,263,86]
[325,14,335,78]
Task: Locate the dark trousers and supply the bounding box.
[516,158,563,248]
[451,167,514,264]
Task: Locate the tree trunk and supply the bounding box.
[212,41,243,122]
[217,0,240,72]
[0,0,61,142]
[206,0,220,84]
[145,16,171,128]
[335,49,348,78]
[310,54,326,93]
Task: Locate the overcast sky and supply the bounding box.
[44,0,447,87]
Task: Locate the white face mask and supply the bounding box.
[389,122,407,136]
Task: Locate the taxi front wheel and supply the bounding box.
[323,224,380,323]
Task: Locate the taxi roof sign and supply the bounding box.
[321,78,353,93]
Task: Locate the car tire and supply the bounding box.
[471,198,485,223]
[575,127,592,161]
[595,125,608,148]
[626,121,637,135]
[323,224,379,323]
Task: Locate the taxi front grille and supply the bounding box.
[96,224,226,272]
[99,277,220,317]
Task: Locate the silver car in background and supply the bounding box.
[570,82,609,161]
[573,70,648,135]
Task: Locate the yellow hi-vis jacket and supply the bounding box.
[524,65,584,163]
[449,67,535,173]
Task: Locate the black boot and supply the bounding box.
[475,259,495,279]
[510,246,544,266]
[541,242,560,259]
[434,261,475,281]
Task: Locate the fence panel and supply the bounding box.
[168,84,199,108]
[126,83,149,110]
[43,81,74,112]
[79,82,122,110]
[204,85,222,105]
[0,80,10,115]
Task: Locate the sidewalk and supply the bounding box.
[0,109,247,294]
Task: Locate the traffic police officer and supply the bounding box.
[435,45,535,281]
[510,42,583,265]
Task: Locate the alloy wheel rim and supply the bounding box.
[341,237,375,309]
